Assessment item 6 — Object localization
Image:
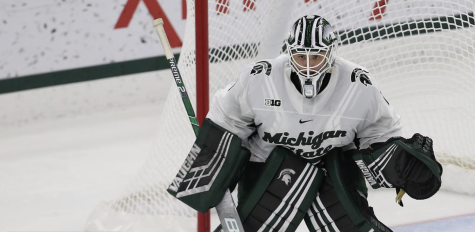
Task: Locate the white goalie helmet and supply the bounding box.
[286,15,339,98]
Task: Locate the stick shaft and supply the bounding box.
[153,18,244,232]
[153,18,200,136]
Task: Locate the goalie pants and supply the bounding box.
[237,148,392,232]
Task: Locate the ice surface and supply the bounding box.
[394,214,475,232]
[2,103,475,232]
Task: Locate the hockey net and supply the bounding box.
[86,0,475,231]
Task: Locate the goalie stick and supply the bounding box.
[153,18,244,232]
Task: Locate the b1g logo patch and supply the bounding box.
[265,98,281,107]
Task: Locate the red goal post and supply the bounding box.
[195,2,210,232]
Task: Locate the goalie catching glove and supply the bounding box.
[352,133,443,201]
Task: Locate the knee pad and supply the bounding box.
[237,146,325,232]
[305,148,393,232]
[237,161,266,205]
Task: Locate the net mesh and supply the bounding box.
[86,0,475,231]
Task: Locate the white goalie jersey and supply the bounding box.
[206,54,402,164]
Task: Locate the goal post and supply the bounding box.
[85,1,475,231]
[195,1,210,232]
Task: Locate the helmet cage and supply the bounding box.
[288,47,334,80]
[285,15,338,98]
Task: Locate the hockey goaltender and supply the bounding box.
[167,15,443,232]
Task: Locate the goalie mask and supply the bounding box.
[286,15,338,98]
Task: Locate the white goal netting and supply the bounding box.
[86,0,475,231]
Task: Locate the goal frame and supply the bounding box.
[195,0,210,231]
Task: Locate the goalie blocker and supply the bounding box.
[167,118,250,213]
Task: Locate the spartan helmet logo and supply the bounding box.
[277,168,296,186]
